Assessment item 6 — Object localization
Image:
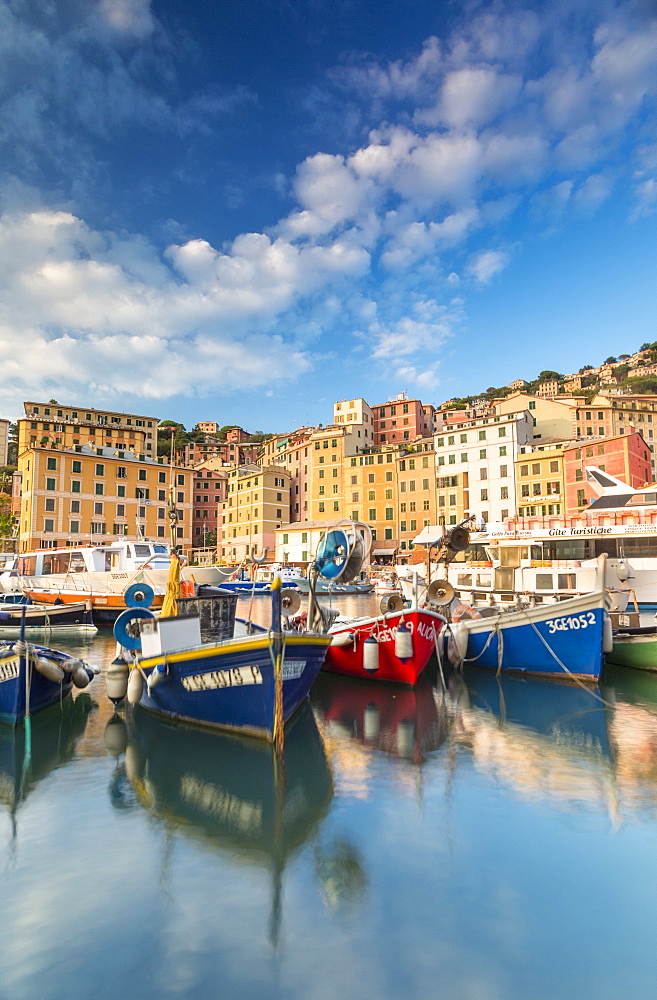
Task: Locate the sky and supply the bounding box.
[1,0,656,434]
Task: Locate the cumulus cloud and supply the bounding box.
[0,0,656,413]
[466,249,511,284]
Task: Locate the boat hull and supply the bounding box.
[21,588,163,624]
[0,602,97,636]
[136,633,332,740]
[0,644,82,726]
[325,608,445,685]
[606,628,657,671]
[295,579,374,595]
[449,591,608,681]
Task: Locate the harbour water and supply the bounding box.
[2,593,657,999]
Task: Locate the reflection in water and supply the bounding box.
[311,672,448,765]
[314,838,368,911]
[105,701,334,944]
[445,667,619,816]
[603,665,657,816]
[0,694,96,812]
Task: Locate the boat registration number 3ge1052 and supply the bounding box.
[545,612,597,634]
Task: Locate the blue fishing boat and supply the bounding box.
[445,582,611,682]
[108,517,374,740]
[0,638,97,727]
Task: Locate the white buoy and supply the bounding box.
[330,632,354,647]
[394,620,413,661]
[603,612,614,654]
[147,663,167,690]
[362,635,380,672]
[72,665,91,689]
[127,667,144,706]
[106,660,129,704]
[35,657,65,684]
[124,744,141,782]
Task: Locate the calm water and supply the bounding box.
[2,594,657,1000]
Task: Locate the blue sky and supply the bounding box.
[1,0,656,433]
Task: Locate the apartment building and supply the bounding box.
[396,440,436,552]
[192,466,227,547]
[20,402,157,456]
[17,444,192,552]
[220,464,290,563]
[372,392,431,446]
[562,432,652,514]
[343,444,399,554]
[434,411,533,525]
[492,392,582,441]
[333,398,375,448]
[514,446,565,518]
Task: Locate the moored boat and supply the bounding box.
[445,559,611,682]
[325,605,445,685]
[295,576,374,595]
[0,600,97,636]
[605,626,657,671]
[0,637,97,727]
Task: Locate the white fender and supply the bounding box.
[147,663,167,690]
[72,665,91,689]
[35,657,65,684]
[106,660,129,704]
[394,620,413,661]
[103,716,128,756]
[124,744,141,782]
[362,635,380,672]
[603,611,614,654]
[330,631,354,647]
[127,667,144,706]
[446,623,469,665]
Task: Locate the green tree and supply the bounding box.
[7,423,17,465]
[538,370,563,381]
[604,356,617,364]
[0,494,14,538]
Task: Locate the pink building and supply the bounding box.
[192,466,227,546]
[563,432,652,514]
[372,394,431,446]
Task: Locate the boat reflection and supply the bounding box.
[106,702,334,860]
[602,664,657,817]
[311,672,448,763]
[0,694,96,813]
[445,666,617,814]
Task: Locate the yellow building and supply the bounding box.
[221,464,290,563]
[396,441,436,552]
[492,392,582,441]
[19,401,158,457]
[17,444,192,552]
[514,446,565,518]
[343,444,398,551]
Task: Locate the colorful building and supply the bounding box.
[562,432,652,514]
[20,402,158,457]
[17,443,192,552]
[220,464,290,563]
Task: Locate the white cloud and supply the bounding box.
[466,249,511,284]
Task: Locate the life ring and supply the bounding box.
[113,607,155,650]
[124,583,155,609]
[451,604,483,623]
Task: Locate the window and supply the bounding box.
[500,486,509,499]
[117,504,125,516]
[521,484,530,496]
[500,465,508,477]
[46,478,56,490]
[576,489,586,507]
[72,460,81,474]
[117,466,127,479]
[385,507,393,520]
[45,498,55,512]
[369,508,376,520]
[70,521,79,533]
[159,472,166,483]
[95,464,104,476]
[480,469,487,480]
[498,427,506,437]
[528,401,536,410]
[44,519,54,532]
[70,500,80,513]
[47,457,57,470]
[550,461,559,472]
[499,446,507,456]
[460,434,467,443]
[91,522,106,534]
[117,485,125,497]
[575,469,583,481]
[478,431,486,440]
[95,483,104,495]
[480,489,488,501]
[318,502,325,512]
[94,502,103,515]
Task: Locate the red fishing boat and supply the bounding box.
[325,604,445,685]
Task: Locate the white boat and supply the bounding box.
[399,467,657,610]
[16,541,225,621]
[295,576,374,595]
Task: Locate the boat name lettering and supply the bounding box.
[181,665,263,691]
[416,621,437,640]
[282,660,305,679]
[548,527,612,536]
[546,612,596,634]
[0,657,19,683]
